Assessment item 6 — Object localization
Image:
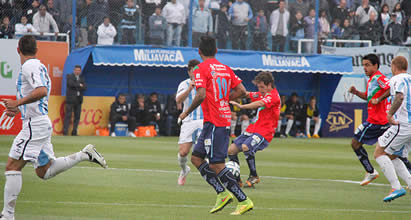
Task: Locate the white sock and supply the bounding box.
[305,118,311,136]
[178,153,188,172]
[314,118,322,135]
[230,120,236,135]
[43,152,89,180]
[392,158,411,187]
[276,120,282,132]
[285,119,294,135]
[2,171,22,218]
[241,120,250,133]
[376,155,402,190]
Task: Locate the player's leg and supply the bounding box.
[71,103,81,136]
[63,103,73,136]
[1,158,26,219]
[305,117,311,138]
[177,142,192,185]
[109,114,122,136]
[398,156,411,173]
[285,115,294,136]
[240,115,250,134]
[230,112,238,138]
[242,134,269,188]
[312,117,321,138]
[228,136,246,187]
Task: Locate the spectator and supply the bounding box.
[304,8,321,53]
[308,0,330,13]
[404,16,411,44]
[331,18,343,39]
[121,0,139,44]
[164,93,180,136]
[78,0,97,45]
[270,1,289,52]
[248,0,267,14]
[402,0,411,18]
[55,0,79,28]
[109,94,137,137]
[131,94,147,127]
[333,0,349,23]
[149,6,167,45]
[347,8,359,28]
[284,93,303,137]
[380,0,397,12]
[63,15,83,47]
[214,4,230,49]
[319,9,330,40]
[251,9,268,51]
[25,0,40,23]
[356,0,378,26]
[341,18,356,42]
[290,11,305,52]
[142,0,166,44]
[47,0,60,28]
[360,11,382,45]
[33,4,60,39]
[89,0,108,28]
[144,92,162,135]
[15,15,38,35]
[380,4,390,29]
[162,0,185,46]
[303,96,321,138]
[229,0,253,50]
[384,13,403,45]
[0,0,13,22]
[192,0,213,47]
[392,2,405,25]
[108,0,125,28]
[290,0,309,18]
[0,16,14,39]
[97,17,117,45]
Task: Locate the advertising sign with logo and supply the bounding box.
[322,103,368,137]
[0,39,20,96]
[48,96,113,136]
[0,95,22,135]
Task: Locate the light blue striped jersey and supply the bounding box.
[176,78,203,123]
[390,73,411,123]
[16,59,51,120]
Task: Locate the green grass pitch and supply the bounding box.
[0,136,410,220]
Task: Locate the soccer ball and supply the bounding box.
[225,161,240,178]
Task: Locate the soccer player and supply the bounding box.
[227,71,281,188]
[0,35,107,220]
[348,54,390,186]
[178,36,253,215]
[374,56,411,202]
[176,59,203,186]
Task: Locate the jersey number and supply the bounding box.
[216,77,228,99]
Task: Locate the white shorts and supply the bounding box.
[9,115,56,168]
[378,123,411,157]
[178,120,203,144]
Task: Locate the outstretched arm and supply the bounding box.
[349,86,367,100]
[229,83,246,100]
[230,100,264,110]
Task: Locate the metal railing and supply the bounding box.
[297,39,373,54]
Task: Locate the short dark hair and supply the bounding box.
[199,36,217,57]
[188,59,200,71]
[74,65,82,70]
[363,54,380,68]
[253,72,274,87]
[310,96,317,101]
[150,92,158,97]
[18,35,37,56]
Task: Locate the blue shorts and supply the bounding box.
[192,122,230,164]
[233,132,269,156]
[353,121,390,145]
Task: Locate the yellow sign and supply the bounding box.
[326,111,353,132]
[49,96,114,136]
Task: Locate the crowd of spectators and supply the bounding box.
[1,0,410,50]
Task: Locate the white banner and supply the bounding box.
[322,45,411,102]
[0,39,20,96]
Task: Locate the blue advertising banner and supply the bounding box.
[322,102,368,137]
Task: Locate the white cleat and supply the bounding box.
[0,214,14,220]
[128,131,136,138]
[82,144,108,169]
[178,166,191,186]
[110,132,116,137]
[360,170,379,186]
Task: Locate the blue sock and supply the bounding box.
[228,154,240,165]
[218,167,247,202]
[354,146,374,173]
[245,151,257,177]
[198,162,225,194]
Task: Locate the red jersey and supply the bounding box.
[246,88,281,142]
[365,71,390,125]
[194,58,242,127]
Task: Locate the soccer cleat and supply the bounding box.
[360,170,379,186]
[312,134,320,138]
[0,214,14,220]
[128,131,136,138]
[230,197,254,215]
[383,188,406,202]
[110,132,116,137]
[178,166,191,186]
[245,175,260,188]
[209,191,233,214]
[82,144,108,169]
[307,134,311,138]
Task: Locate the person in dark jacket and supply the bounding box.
[63,65,87,136]
[130,94,147,126]
[359,11,382,45]
[121,0,139,44]
[384,13,403,45]
[142,0,166,44]
[149,6,167,45]
[144,92,162,134]
[284,93,303,137]
[214,4,230,49]
[109,94,137,137]
[251,9,268,51]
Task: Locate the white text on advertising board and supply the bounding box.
[262,55,310,67]
[134,49,184,63]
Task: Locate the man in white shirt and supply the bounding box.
[374,56,411,202]
[32,4,59,39]
[162,0,185,46]
[15,16,37,36]
[97,17,117,45]
[270,0,289,52]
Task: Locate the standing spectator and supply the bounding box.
[149,6,167,45]
[333,0,349,23]
[214,4,230,49]
[384,13,403,45]
[0,16,14,39]
[380,0,397,12]
[25,0,40,23]
[229,0,253,50]
[347,8,360,28]
[356,0,378,26]
[392,2,405,25]
[319,9,330,40]
[192,0,213,47]
[144,92,162,135]
[109,94,137,137]
[341,18,356,42]
[33,5,60,39]
[142,0,166,45]
[250,9,268,51]
[162,0,185,46]
[15,15,38,35]
[63,65,87,136]
[290,11,305,52]
[47,0,61,28]
[331,19,343,39]
[130,94,147,127]
[121,0,139,44]
[304,8,321,53]
[270,0,289,52]
[360,11,382,45]
[63,15,83,47]
[97,17,117,45]
[380,4,391,29]
[290,0,309,18]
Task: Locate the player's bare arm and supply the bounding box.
[4,87,47,110]
[176,81,195,104]
[349,86,367,100]
[229,83,246,101]
[179,87,206,121]
[370,89,390,105]
[229,100,265,110]
[387,92,404,125]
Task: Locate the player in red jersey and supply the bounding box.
[348,54,390,186]
[227,72,281,188]
[178,36,253,216]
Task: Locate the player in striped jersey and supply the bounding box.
[176,59,204,185]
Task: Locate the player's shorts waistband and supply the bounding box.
[22,115,50,123]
